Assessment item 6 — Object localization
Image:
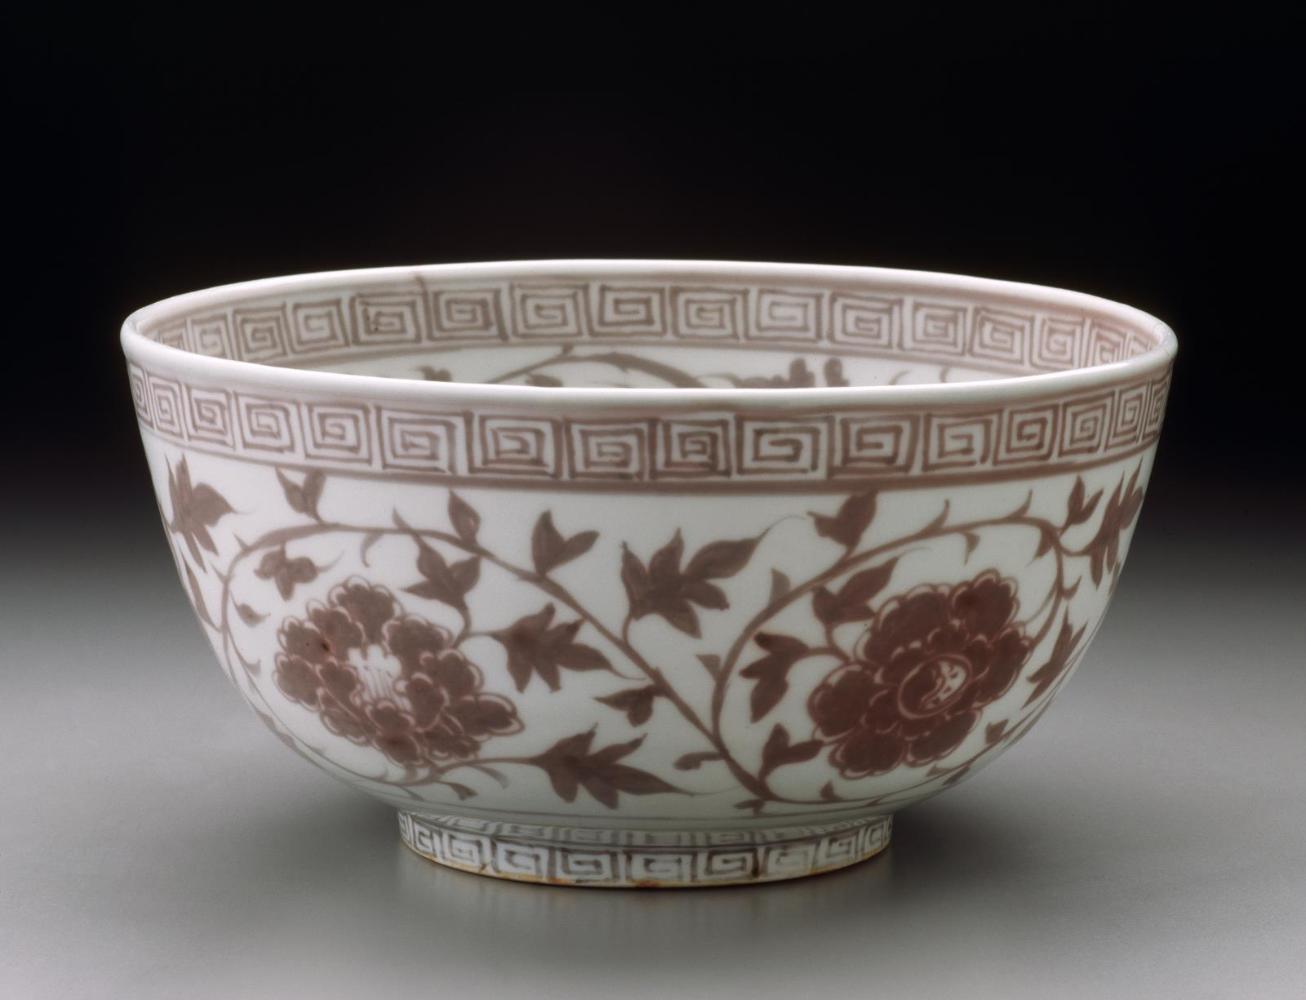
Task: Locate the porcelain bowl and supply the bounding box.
[122,261,1175,887]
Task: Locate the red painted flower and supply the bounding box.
[274,579,521,766]
[808,571,1031,777]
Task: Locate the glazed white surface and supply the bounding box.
[140,433,1151,827]
[120,261,1175,883]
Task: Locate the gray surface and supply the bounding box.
[4,486,1305,999]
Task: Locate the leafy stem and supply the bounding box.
[194,459,1136,812]
[215,515,773,800]
[708,501,1080,808]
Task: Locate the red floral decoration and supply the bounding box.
[274,579,521,766]
[808,571,1031,777]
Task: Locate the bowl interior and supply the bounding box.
[128,263,1168,391]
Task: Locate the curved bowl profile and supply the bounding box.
[122,261,1175,887]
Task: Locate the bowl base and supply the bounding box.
[397,811,891,888]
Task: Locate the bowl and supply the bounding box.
[121,261,1176,887]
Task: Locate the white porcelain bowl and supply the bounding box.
[122,261,1176,887]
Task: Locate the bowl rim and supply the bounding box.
[121,259,1177,411]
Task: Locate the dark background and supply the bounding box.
[9,13,1305,513]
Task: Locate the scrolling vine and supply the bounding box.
[162,454,1145,815]
[415,346,853,389]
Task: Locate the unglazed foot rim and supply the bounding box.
[397,812,892,888]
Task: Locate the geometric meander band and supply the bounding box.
[135,278,1159,373]
[129,362,1169,490]
[397,811,893,886]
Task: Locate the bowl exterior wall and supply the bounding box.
[127,340,1168,835]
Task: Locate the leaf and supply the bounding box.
[812,492,877,549]
[254,549,282,578]
[275,472,303,511]
[447,782,477,800]
[360,530,384,566]
[477,765,509,788]
[760,724,822,776]
[277,468,325,519]
[624,538,705,635]
[734,799,766,815]
[533,730,592,801]
[558,529,600,568]
[167,457,233,562]
[492,605,556,692]
[963,531,980,561]
[823,357,849,387]
[417,365,452,381]
[681,579,728,610]
[532,512,598,575]
[1024,615,1089,706]
[525,372,563,387]
[819,780,838,801]
[595,685,661,726]
[674,751,722,771]
[761,725,792,773]
[620,544,651,611]
[490,604,612,692]
[1008,489,1033,519]
[185,562,216,628]
[625,532,750,634]
[812,587,841,626]
[740,633,809,721]
[696,653,721,677]
[447,492,481,545]
[1067,476,1086,518]
[1034,526,1057,558]
[1080,464,1146,588]
[654,599,701,638]
[587,736,647,767]
[407,539,467,611]
[252,708,290,744]
[188,484,233,527]
[768,569,790,604]
[1064,476,1107,529]
[529,731,681,810]
[301,470,325,516]
[985,720,1008,745]
[236,602,268,627]
[532,511,564,574]
[924,500,951,533]
[839,561,897,607]
[449,556,481,595]
[1006,700,1055,750]
[587,763,679,806]
[254,547,319,600]
[943,765,971,787]
[685,536,759,580]
[813,559,899,625]
[555,641,612,673]
[648,530,685,584]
